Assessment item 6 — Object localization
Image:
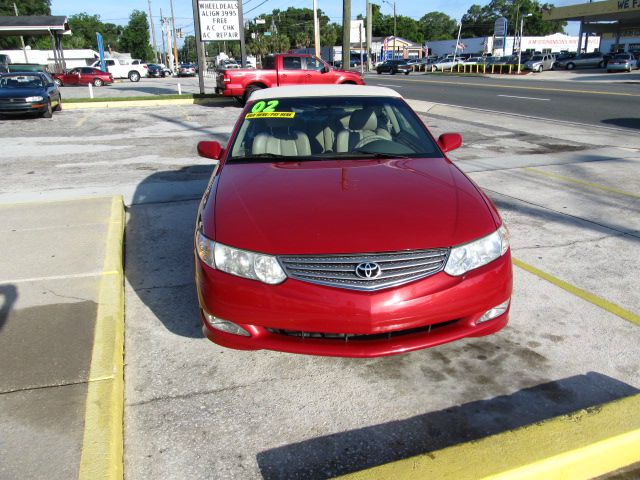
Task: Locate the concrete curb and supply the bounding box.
[64,97,228,110]
[78,196,125,480]
[335,393,640,480]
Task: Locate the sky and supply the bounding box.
[51,0,581,47]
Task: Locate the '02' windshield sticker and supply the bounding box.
[246,99,295,118]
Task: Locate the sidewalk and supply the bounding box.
[0,197,124,480]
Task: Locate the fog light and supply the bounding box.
[204,313,250,336]
[477,299,510,324]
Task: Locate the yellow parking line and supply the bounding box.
[523,168,640,199]
[513,258,640,326]
[78,196,125,480]
[384,77,640,97]
[337,394,640,480]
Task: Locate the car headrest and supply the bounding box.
[349,108,377,131]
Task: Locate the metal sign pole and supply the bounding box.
[238,0,247,67]
[192,0,206,94]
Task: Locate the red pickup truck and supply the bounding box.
[216,54,365,104]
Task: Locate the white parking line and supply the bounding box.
[377,84,404,88]
[497,94,550,101]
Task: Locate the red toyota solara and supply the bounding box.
[194,85,512,357]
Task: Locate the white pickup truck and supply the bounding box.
[90,58,148,82]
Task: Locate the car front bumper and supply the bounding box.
[195,251,513,357]
[0,101,48,115]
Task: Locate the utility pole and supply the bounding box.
[313,0,321,59]
[170,0,179,66]
[13,3,28,63]
[366,0,372,70]
[162,9,174,71]
[392,2,396,60]
[159,9,167,65]
[147,0,159,62]
[342,0,351,69]
[238,2,247,67]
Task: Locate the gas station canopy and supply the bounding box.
[543,0,640,33]
[0,16,70,37]
[0,16,71,72]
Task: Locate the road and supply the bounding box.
[365,72,640,131]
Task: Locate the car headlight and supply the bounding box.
[444,224,510,276]
[25,96,43,102]
[196,229,286,285]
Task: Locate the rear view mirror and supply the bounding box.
[437,133,462,153]
[197,141,223,160]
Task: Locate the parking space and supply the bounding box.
[1,101,638,478]
[57,75,217,99]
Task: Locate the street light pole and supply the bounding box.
[313,0,321,59]
[517,14,533,73]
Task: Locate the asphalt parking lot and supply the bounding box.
[1,99,639,478]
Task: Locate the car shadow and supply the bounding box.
[0,284,18,333]
[125,166,217,338]
[601,118,640,130]
[256,372,639,479]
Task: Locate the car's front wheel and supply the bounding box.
[54,78,63,87]
[41,100,53,118]
[566,62,575,70]
[53,97,62,112]
[93,78,104,87]
[128,71,141,82]
[404,70,410,75]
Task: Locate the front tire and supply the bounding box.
[41,100,53,118]
[54,78,63,87]
[93,78,104,87]
[566,62,575,70]
[53,97,62,112]
[598,61,605,68]
[404,70,410,75]
[128,71,141,82]
[391,69,396,75]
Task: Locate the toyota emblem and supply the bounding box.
[355,262,382,279]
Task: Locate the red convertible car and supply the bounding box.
[194,85,512,357]
[53,67,113,87]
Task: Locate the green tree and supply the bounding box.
[119,10,154,61]
[461,0,565,38]
[419,12,457,41]
[0,0,51,49]
[179,35,197,63]
[61,13,122,51]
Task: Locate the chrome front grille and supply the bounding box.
[279,248,450,291]
[0,98,26,104]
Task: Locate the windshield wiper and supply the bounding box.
[324,150,410,159]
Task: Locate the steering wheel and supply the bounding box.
[353,135,391,150]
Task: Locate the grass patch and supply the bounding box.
[64,93,224,103]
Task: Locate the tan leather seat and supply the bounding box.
[335,108,392,152]
[251,121,312,157]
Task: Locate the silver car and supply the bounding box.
[606,53,639,72]
[524,54,555,72]
[556,52,606,70]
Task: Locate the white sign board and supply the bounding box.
[494,17,507,37]
[349,20,366,44]
[199,1,241,41]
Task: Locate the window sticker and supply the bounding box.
[251,99,280,113]
[246,112,296,119]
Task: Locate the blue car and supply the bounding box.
[0,72,62,118]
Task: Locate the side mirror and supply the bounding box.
[197,141,223,160]
[438,133,462,153]
[321,65,329,73]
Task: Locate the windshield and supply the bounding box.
[613,54,630,59]
[531,56,543,61]
[228,96,441,163]
[0,74,43,88]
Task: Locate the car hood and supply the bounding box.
[208,158,497,255]
[0,87,45,98]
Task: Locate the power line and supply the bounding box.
[244,0,270,15]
